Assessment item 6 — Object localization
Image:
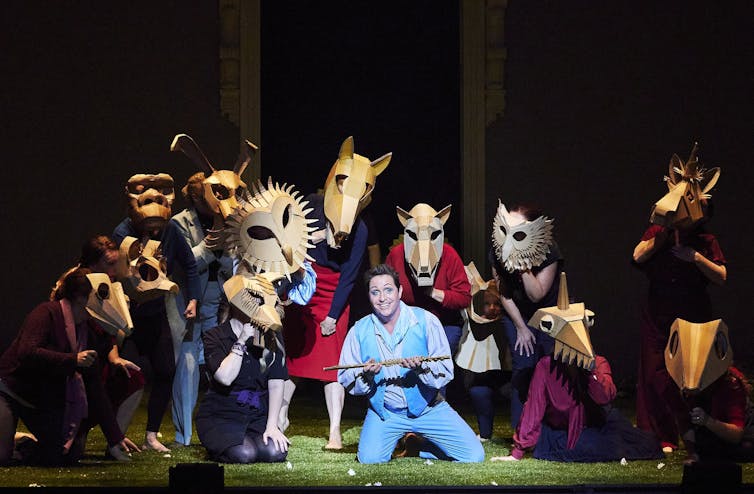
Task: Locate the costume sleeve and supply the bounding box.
[640,224,664,242]
[328,219,367,320]
[171,214,216,273]
[712,375,747,428]
[416,312,454,389]
[337,327,374,396]
[202,327,228,377]
[266,334,289,382]
[704,235,726,265]
[164,222,201,301]
[111,219,131,247]
[511,359,547,458]
[16,305,77,374]
[438,248,472,310]
[287,261,317,306]
[587,356,617,405]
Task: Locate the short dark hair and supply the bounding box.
[181,172,206,207]
[363,264,401,293]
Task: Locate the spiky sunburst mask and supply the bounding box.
[491,201,554,273]
[212,178,316,279]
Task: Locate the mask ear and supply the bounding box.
[170,133,216,175]
[435,204,452,225]
[667,154,683,184]
[234,139,259,176]
[701,167,721,195]
[370,152,392,176]
[339,136,354,160]
[396,206,412,228]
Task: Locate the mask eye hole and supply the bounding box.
[247,225,275,240]
[539,314,554,333]
[498,225,507,236]
[430,230,441,241]
[406,230,418,241]
[235,186,247,201]
[668,331,679,358]
[513,231,527,241]
[138,263,159,282]
[96,283,110,300]
[211,184,231,200]
[282,205,291,228]
[162,187,174,196]
[686,191,695,203]
[714,331,729,360]
[584,310,595,328]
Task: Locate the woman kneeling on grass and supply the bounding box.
[196,273,289,464]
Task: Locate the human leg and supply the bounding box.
[414,401,484,462]
[324,381,344,449]
[468,385,494,439]
[143,313,176,451]
[502,317,537,430]
[278,378,297,432]
[356,407,408,464]
[0,394,18,464]
[172,332,201,445]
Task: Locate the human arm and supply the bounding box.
[493,266,536,357]
[690,406,744,444]
[163,222,200,316]
[107,344,141,378]
[16,304,78,374]
[337,328,378,396]
[586,356,617,405]
[429,247,472,310]
[520,262,558,304]
[262,379,290,452]
[327,219,368,321]
[632,226,669,264]
[671,246,727,285]
[410,312,454,389]
[286,261,317,306]
[210,324,256,386]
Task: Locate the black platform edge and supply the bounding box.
[0,485,753,494]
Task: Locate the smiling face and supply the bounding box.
[368,274,403,325]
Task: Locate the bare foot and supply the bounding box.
[142,431,171,453]
[325,429,342,450]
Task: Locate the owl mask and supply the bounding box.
[171,133,257,219]
[528,273,596,370]
[665,318,732,394]
[397,203,451,287]
[85,273,133,337]
[323,136,391,247]
[492,201,554,273]
[116,236,178,303]
[218,178,316,280]
[649,142,720,230]
[223,272,285,332]
[125,173,175,236]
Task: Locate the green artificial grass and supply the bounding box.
[1,385,753,488]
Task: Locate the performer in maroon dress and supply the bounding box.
[633,144,727,452]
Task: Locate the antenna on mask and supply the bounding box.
[557,272,569,310]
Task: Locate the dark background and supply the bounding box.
[1,1,751,382]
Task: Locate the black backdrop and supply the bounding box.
[1,1,752,382]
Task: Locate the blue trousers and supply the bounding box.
[357,401,485,464]
[501,316,553,430]
[172,282,221,445]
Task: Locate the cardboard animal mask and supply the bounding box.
[456,261,506,373]
[323,136,391,247]
[217,178,316,280]
[223,272,285,332]
[665,318,732,394]
[171,133,257,219]
[649,142,720,230]
[492,201,554,273]
[528,273,596,370]
[85,272,133,337]
[116,236,178,303]
[126,173,175,236]
[397,203,451,287]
